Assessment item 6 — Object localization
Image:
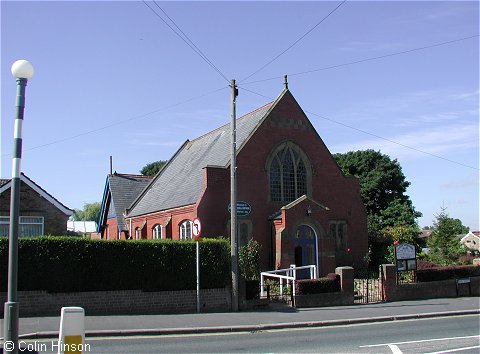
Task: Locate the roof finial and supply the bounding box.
[283,75,288,90]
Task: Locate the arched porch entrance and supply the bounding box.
[293,224,318,278]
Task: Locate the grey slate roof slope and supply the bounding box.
[127,98,277,218]
[107,174,152,230]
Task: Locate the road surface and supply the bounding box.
[7,314,479,353]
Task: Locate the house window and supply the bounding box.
[179,220,192,240]
[0,216,44,237]
[135,227,140,240]
[152,224,162,239]
[330,221,347,251]
[268,142,310,203]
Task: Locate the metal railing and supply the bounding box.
[260,264,317,299]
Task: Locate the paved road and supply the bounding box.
[3,297,478,338]
[9,314,479,353]
[1,297,479,353]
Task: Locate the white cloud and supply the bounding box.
[441,175,479,190]
[330,89,479,135]
[332,122,478,161]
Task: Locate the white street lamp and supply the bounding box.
[4,59,34,354]
[11,59,34,79]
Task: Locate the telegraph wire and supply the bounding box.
[151,1,230,83]
[1,86,229,157]
[241,35,480,85]
[239,0,347,84]
[238,86,478,171]
[142,1,230,83]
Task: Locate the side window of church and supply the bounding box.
[239,222,250,246]
[152,224,162,239]
[179,220,192,240]
[268,143,309,203]
[330,221,347,251]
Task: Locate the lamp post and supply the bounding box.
[3,59,34,354]
[230,79,239,311]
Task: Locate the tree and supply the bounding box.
[333,150,421,230]
[72,202,101,222]
[427,207,468,265]
[140,160,167,177]
[333,150,422,265]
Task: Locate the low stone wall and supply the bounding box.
[381,264,480,302]
[294,291,352,308]
[294,266,355,308]
[0,288,231,317]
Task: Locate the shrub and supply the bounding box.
[416,265,480,282]
[295,274,340,295]
[417,260,438,270]
[325,273,339,280]
[239,239,261,281]
[0,236,230,293]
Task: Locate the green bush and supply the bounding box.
[416,265,480,282]
[295,274,340,295]
[239,239,261,281]
[0,236,230,292]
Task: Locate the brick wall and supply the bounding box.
[0,288,231,317]
[294,266,354,308]
[0,180,69,235]
[380,264,480,301]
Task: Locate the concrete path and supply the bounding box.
[2,297,479,339]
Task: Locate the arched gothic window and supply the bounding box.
[179,220,192,240]
[268,143,310,202]
[152,224,162,239]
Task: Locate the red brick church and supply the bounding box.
[98,86,368,275]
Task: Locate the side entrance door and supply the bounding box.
[293,224,318,279]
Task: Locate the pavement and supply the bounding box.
[1,297,479,340]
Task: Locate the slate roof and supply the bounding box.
[127,97,278,217]
[100,173,152,231]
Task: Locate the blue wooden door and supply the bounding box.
[294,225,317,279]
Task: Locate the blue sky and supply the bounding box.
[1,1,478,230]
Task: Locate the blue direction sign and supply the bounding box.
[228,201,251,217]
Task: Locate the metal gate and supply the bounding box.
[354,267,384,304]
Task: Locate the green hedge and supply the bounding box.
[295,274,340,295]
[0,236,230,293]
[416,265,480,282]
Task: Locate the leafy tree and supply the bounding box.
[140,160,167,177]
[333,150,421,230]
[427,207,468,265]
[333,150,422,265]
[72,202,101,222]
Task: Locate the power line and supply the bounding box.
[239,0,347,83]
[1,86,229,157]
[238,86,478,171]
[142,1,230,83]
[152,1,230,83]
[242,35,480,85]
